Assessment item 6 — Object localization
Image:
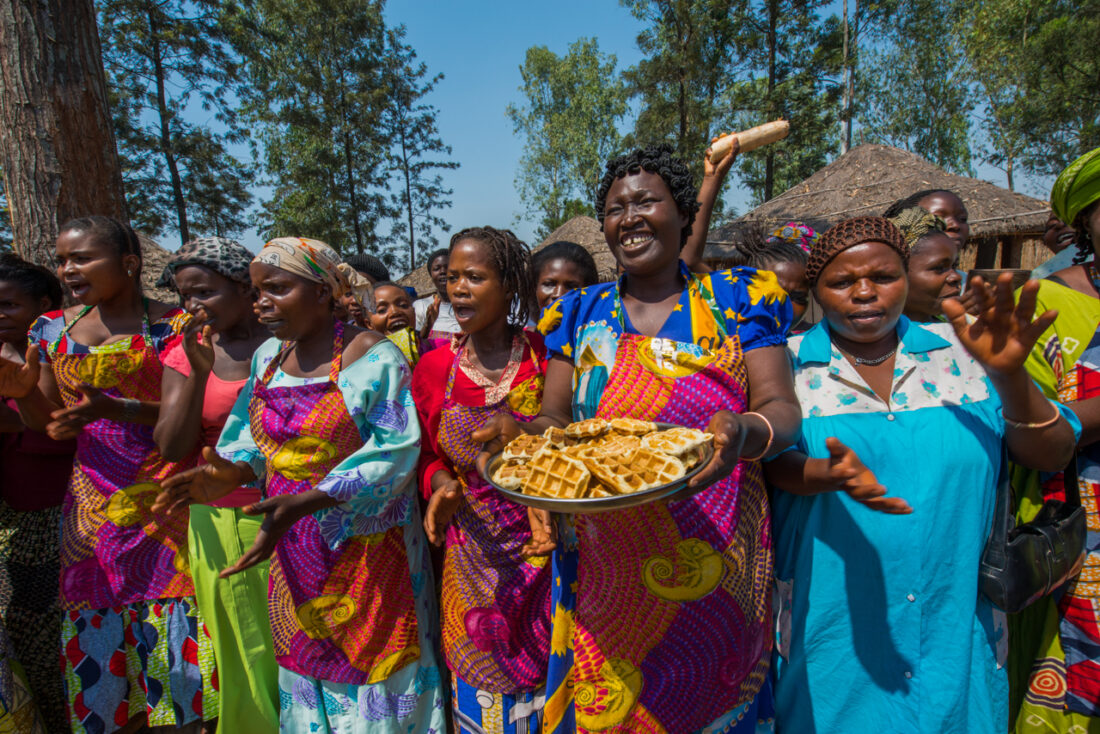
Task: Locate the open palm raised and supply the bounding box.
[0,345,41,399]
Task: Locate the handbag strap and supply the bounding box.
[1064,452,1081,507]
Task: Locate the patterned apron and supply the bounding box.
[437,335,552,695]
[50,305,196,609]
[249,321,422,685]
[544,294,773,733]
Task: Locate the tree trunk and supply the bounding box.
[0,0,128,266]
[148,9,189,245]
[399,126,415,270]
[841,0,850,154]
[339,88,363,253]
[764,0,778,201]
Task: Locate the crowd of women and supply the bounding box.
[0,139,1097,734]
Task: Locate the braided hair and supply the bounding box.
[732,223,808,270]
[59,216,143,263]
[883,189,960,219]
[594,144,700,247]
[0,255,63,309]
[1072,200,1100,265]
[449,226,534,327]
[532,241,599,287]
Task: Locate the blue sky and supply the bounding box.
[207,0,1051,274]
[381,1,649,264]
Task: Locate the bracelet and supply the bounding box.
[1003,404,1062,430]
[118,398,141,422]
[741,412,774,462]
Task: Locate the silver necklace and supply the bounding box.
[834,339,898,366]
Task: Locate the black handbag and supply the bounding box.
[979,453,1087,613]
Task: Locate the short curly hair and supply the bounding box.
[594,144,700,247]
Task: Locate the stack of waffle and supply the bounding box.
[490,418,713,500]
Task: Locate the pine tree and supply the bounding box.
[722,0,842,203]
[233,0,394,254]
[621,0,741,177]
[99,0,252,243]
[383,28,458,271]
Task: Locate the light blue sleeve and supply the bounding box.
[312,339,421,549]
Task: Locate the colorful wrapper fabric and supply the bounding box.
[254,237,349,299]
[157,236,254,289]
[1051,147,1100,227]
[0,616,45,734]
[767,222,818,253]
[62,598,217,733]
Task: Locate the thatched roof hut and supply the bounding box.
[536,216,616,282]
[396,216,618,295]
[138,234,180,303]
[707,144,1051,272]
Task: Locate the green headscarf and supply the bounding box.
[1051,147,1100,227]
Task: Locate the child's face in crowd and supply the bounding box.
[370,285,416,334]
[536,258,588,311]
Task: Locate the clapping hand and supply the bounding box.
[47,384,122,440]
[153,447,246,514]
[942,273,1057,377]
[825,437,911,514]
[181,313,215,376]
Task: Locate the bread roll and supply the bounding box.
[709,120,790,164]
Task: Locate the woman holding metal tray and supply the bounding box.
[478,143,802,733]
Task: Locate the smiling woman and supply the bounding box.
[475,144,802,733]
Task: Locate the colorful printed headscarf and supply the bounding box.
[254,237,348,298]
[157,236,254,289]
[337,263,375,313]
[768,222,819,253]
[1051,147,1100,227]
[887,206,948,251]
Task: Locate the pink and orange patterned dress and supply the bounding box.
[539,264,791,733]
[412,330,551,732]
[29,305,217,734]
[216,323,445,733]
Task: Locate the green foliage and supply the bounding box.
[621,0,740,176]
[383,28,459,271]
[963,0,1100,179]
[722,0,843,203]
[231,0,391,254]
[858,0,974,174]
[507,38,628,238]
[99,0,253,243]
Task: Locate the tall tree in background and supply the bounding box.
[963,0,1100,180]
[234,0,393,254]
[99,0,252,244]
[507,38,628,237]
[0,0,128,266]
[723,0,842,202]
[859,0,973,173]
[621,0,739,175]
[383,28,458,270]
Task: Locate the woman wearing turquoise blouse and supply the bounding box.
[766,217,1080,733]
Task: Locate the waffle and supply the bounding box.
[609,418,658,436]
[680,446,707,470]
[523,449,592,499]
[492,460,532,490]
[502,433,550,462]
[542,426,569,448]
[582,448,686,495]
[600,434,641,456]
[565,418,609,441]
[641,427,713,456]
